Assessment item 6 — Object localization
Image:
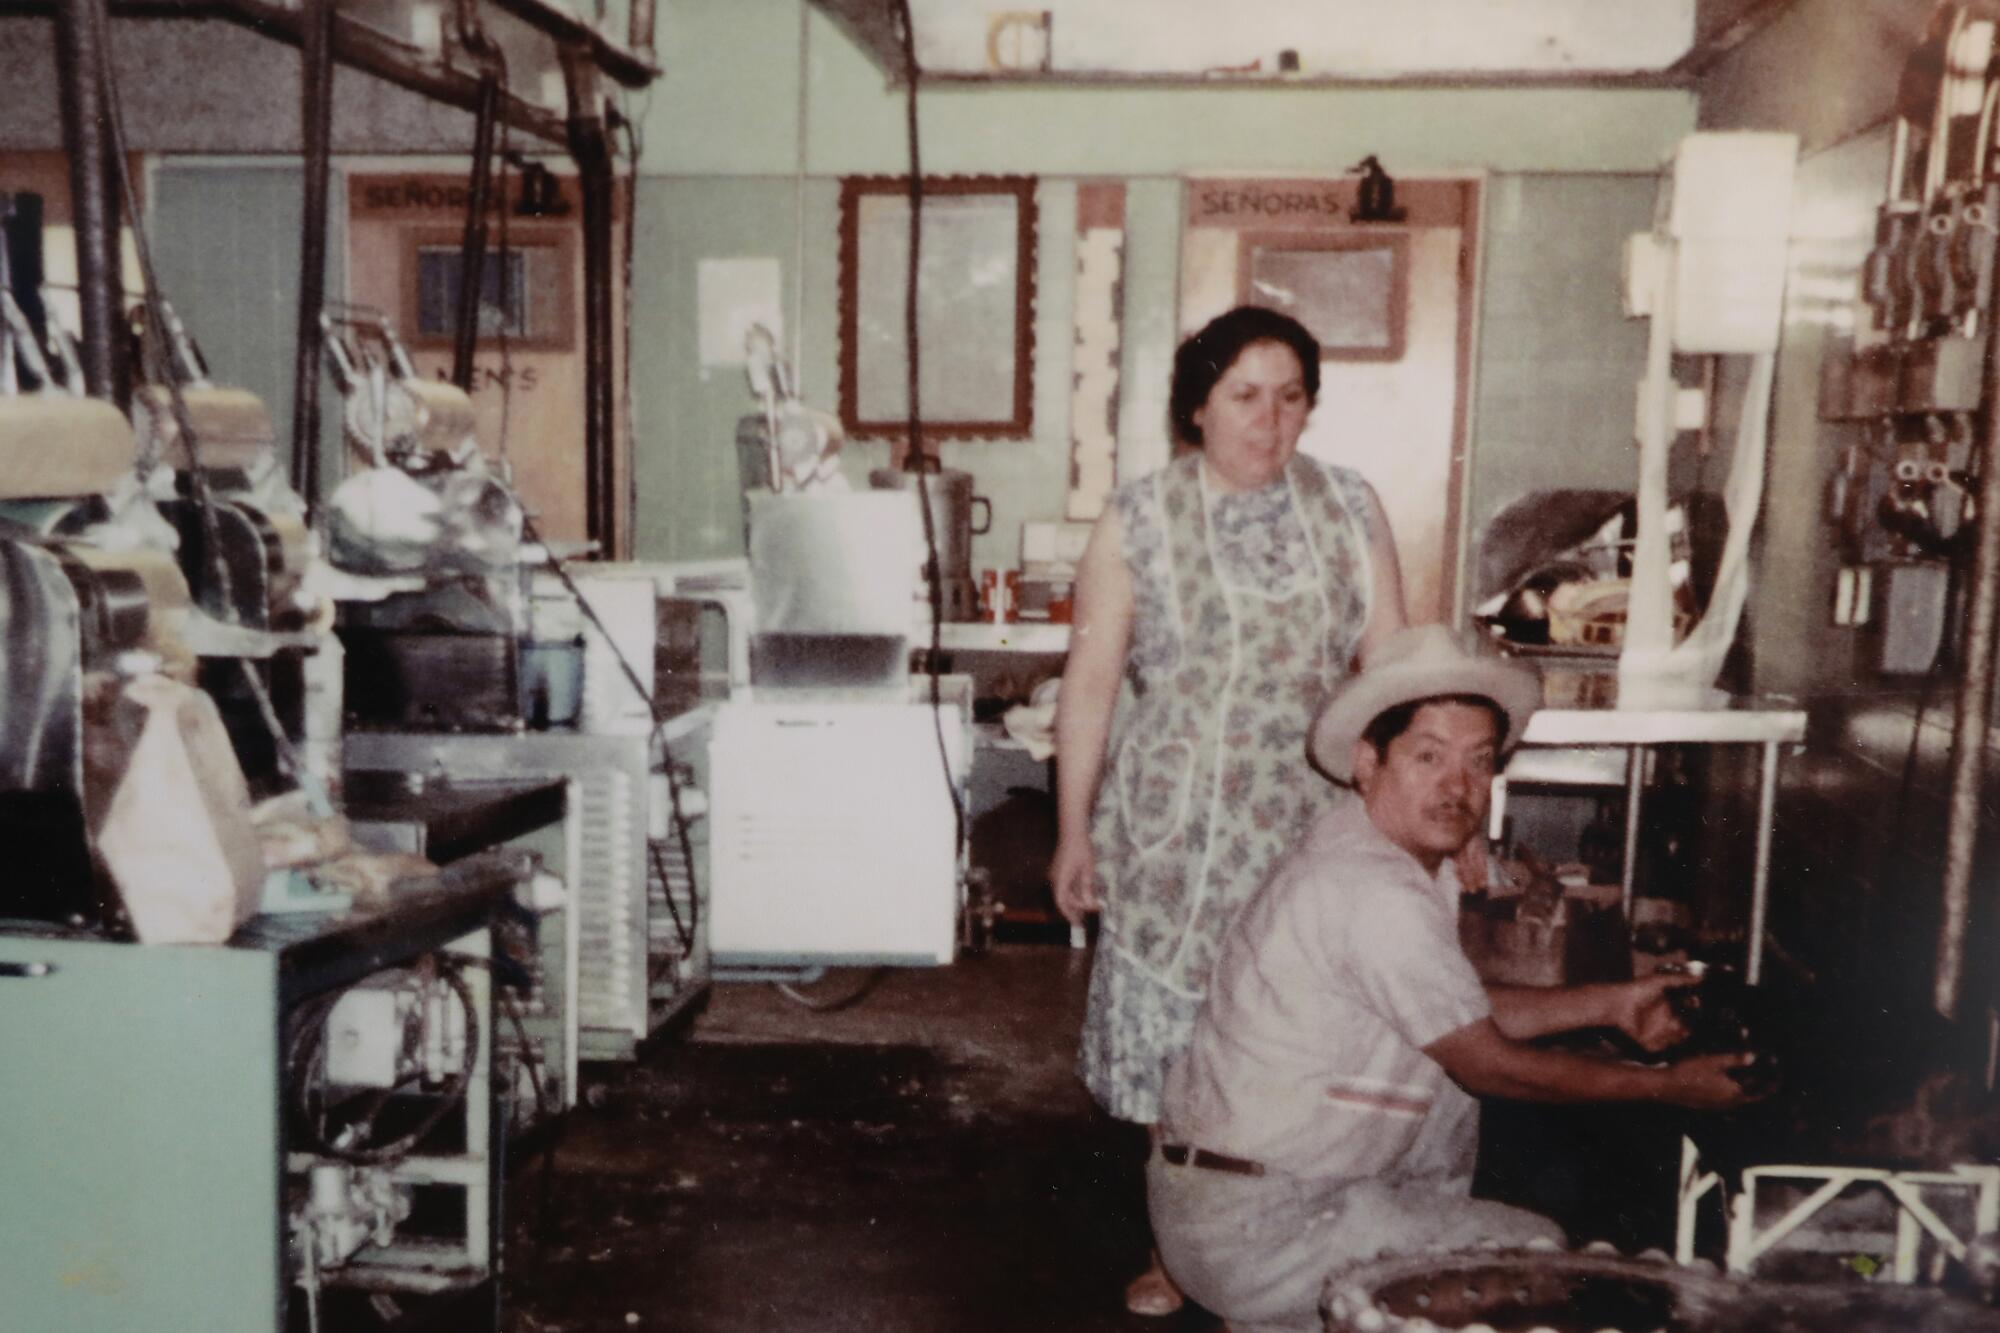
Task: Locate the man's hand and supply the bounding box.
[1659,1051,1765,1111]
[1604,973,1699,1053]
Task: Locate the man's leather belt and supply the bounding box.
[1159,1143,1266,1177]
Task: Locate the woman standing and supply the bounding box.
[1050,305,1408,1315]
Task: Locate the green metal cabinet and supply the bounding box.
[0,934,284,1332]
[0,868,507,1332]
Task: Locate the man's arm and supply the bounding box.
[1487,973,1697,1052]
[1425,1016,1755,1111]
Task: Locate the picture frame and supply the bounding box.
[400,224,576,352]
[1237,231,1408,362]
[838,175,1037,443]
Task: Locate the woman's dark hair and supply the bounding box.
[1360,694,1510,760]
[1169,305,1322,447]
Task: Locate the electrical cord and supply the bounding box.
[487,94,701,968]
[285,956,480,1166]
[86,0,311,792]
[467,931,560,1126]
[498,976,554,1124]
[893,0,969,868]
[753,1,958,1017]
[468,92,703,983]
[746,1,962,1014]
[518,505,705,969]
[774,967,887,1012]
[614,103,642,550]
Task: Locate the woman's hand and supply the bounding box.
[1049,508,1131,929]
[1049,834,1102,925]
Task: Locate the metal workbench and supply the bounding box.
[0,853,522,1332]
[345,718,711,1063]
[1503,701,1809,985]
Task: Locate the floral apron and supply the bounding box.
[1079,452,1372,1122]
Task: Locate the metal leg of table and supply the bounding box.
[1621,746,1646,920]
[1747,741,1779,986]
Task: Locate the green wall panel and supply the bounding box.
[1465,172,1662,607]
[148,162,345,498]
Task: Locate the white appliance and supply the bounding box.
[708,685,970,967]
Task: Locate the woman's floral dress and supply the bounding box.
[1078,451,1376,1122]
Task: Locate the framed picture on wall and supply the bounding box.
[838,175,1038,444]
[1238,232,1408,362]
[400,225,576,351]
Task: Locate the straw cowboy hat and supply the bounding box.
[1309,624,1542,782]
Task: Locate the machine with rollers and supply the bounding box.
[0,390,196,930]
[0,191,320,928]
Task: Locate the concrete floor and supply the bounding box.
[504,945,1224,1332]
[495,941,2000,1333]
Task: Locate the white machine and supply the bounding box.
[708,483,971,969]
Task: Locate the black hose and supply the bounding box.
[83,0,307,788]
[451,65,502,392]
[290,0,336,519]
[892,0,967,865]
[567,80,619,556]
[52,0,124,406]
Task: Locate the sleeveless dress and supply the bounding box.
[1077,451,1376,1123]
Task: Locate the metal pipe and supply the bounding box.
[289,0,335,518]
[52,0,126,406]
[1747,741,1780,986]
[1618,749,1644,921]
[565,57,617,556]
[897,0,925,475]
[1935,288,2000,1019]
[627,0,656,61]
[450,68,501,393]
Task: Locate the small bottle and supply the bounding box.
[1003,570,1021,624]
[980,569,1004,623]
[1048,581,1074,624]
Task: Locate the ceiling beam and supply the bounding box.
[0,0,660,143]
[1667,0,1800,79]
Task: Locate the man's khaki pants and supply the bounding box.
[1148,1153,1563,1332]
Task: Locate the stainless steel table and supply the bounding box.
[1503,702,1809,984]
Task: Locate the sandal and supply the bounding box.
[1124,1256,1184,1317]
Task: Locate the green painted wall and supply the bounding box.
[632,0,1694,579]
[630,164,1670,589]
[148,162,346,493]
[1465,172,1662,603]
[631,173,1079,578]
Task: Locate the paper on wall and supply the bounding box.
[698,258,784,371]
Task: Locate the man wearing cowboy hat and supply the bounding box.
[1145,625,1758,1333]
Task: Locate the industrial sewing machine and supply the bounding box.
[0,390,196,930]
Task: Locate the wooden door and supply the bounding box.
[1178,175,1480,625]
